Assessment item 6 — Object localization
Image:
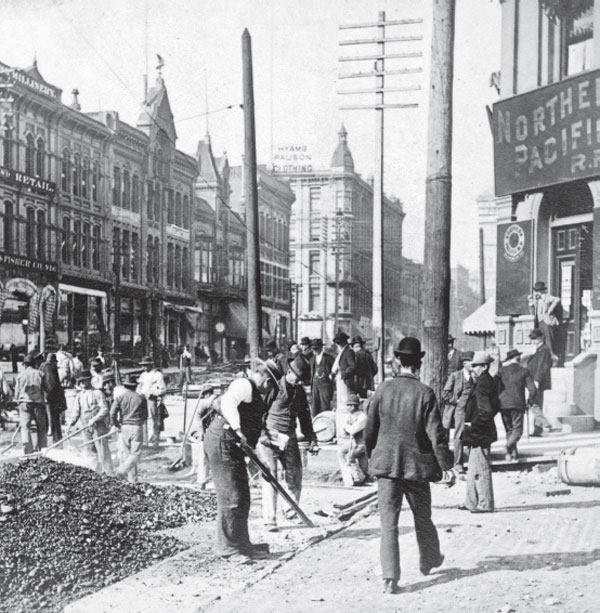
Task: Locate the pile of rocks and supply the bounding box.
[0,457,217,613]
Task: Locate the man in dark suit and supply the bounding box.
[461,351,499,513]
[441,350,474,473]
[365,337,454,594]
[309,339,334,417]
[331,331,356,411]
[496,348,536,460]
[447,334,462,375]
[526,328,556,436]
[351,336,378,398]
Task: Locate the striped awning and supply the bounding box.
[463,296,496,337]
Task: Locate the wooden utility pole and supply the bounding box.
[242,29,263,360]
[422,0,456,401]
[479,227,486,305]
[339,13,422,382]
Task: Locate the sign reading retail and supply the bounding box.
[496,220,533,317]
[272,144,313,173]
[0,252,58,274]
[493,68,600,196]
[2,67,59,100]
[0,166,57,196]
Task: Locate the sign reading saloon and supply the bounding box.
[493,69,600,196]
[0,166,56,196]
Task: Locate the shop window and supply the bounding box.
[175,192,182,227]
[61,149,70,192]
[113,167,121,207]
[123,170,131,209]
[132,175,140,212]
[2,126,13,169]
[36,210,46,260]
[25,134,35,175]
[61,217,70,264]
[72,153,81,197]
[92,161,100,202]
[92,225,101,270]
[35,137,45,177]
[309,285,320,312]
[73,220,81,266]
[82,157,90,199]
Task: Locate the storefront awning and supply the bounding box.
[163,302,203,314]
[463,296,496,336]
[59,283,106,298]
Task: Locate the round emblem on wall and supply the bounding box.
[215,322,226,334]
[503,223,525,262]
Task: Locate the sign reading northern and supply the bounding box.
[493,69,600,196]
[0,166,56,196]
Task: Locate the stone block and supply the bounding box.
[557,415,597,432]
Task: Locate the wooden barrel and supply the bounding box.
[558,446,600,485]
[312,410,336,443]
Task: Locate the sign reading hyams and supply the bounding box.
[493,69,600,196]
[0,166,56,196]
[272,145,313,173]
[0,252,57,274]
[4,68,59,100]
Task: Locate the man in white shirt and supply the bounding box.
[178,344,193,392]
[203,362,270,563]
[136,355,166,447]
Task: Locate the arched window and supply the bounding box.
[131,232,139,282]
[183,195,189,229]
[2,201,14,253]
[153,237,160,284]
[2,126,13,168]
[61,217,70,263]
[175,192,182,227]
[82,158,90,199]
[92,161,100,202]
[154,181,160,220]
[25,134,35,175]
[167,190,174,225]
[175,245,182,288]
[147,181,154,219]
[26,207,36,258]
[35,137,45,177]
[36,210,45,259]
[72,153,81,197]
[73,220,81,266]
[182,247,188,290]
[92,225,101,270]
[156,149,164,179]
[113,167,121,206]
[82,222,90,268]
[146,236,153,283]
[61,149,70,192]
[167,243,174,288]
[123,170,131,209]
[112,229,120,275]
[132,175,140,212]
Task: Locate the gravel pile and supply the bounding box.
[0,457,217,613]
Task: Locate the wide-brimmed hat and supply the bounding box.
[471,351,494,366]
[299,337,311,347]
[394,337,425,358]
[351,336,364,346]
[333,331,349,344]
[505,349,522,361]
[265,340,278,352]
[347,393,360,406]
[263,358,284,382]
[139,355,154,366]
[288,355,309,380]
[533,281,547,292]
[529,328,544,340]
[461,350,475,362]
[102,372,116,384]
[311,338,324,349]
[76,369,93,382]
[122,374,138,389]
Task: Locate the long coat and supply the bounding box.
[463,370,499,448]
[496,362,536,411]
[365,373,453,481]
[441,369,472,428]
[336,345,356,391]
[354,348,377,396]
[527,344,553,392]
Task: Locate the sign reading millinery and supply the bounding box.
[2,67,59,100]
[272,144,313,173]
[493,68,600,196]
[0,252,58,274]
[496,220,533,317]
[0,166,57,196]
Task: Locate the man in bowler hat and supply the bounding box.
[365,337,454,594]
[331,331,356,412]
[528,281,563,363]
[309,338,334,417]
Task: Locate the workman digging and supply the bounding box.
[259,355,319,532]
[67,369,115,476]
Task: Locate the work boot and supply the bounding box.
[382,579,399,594]
[420,553,445,576]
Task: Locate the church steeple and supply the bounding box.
[330,124,354,171]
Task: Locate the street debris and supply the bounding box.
[0,457,217,613]
[545,488,571,497]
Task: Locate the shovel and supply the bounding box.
[76,429,115,448]
[167,393,203,471]
[1,424,21,455]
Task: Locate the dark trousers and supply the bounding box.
[453,405,466,468]
[500,409,524,457]
[530,391,552,435]
[48,403,63,444]
[377,477,441,582]
[311,381,333,417]
[204,419,253,557]
[19,403,48,454]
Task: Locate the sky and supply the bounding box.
[0,0,502,274]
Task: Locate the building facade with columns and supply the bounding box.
[492,0,600,427]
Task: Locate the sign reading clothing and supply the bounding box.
[493,69,600,196]
[496,220,533,317]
